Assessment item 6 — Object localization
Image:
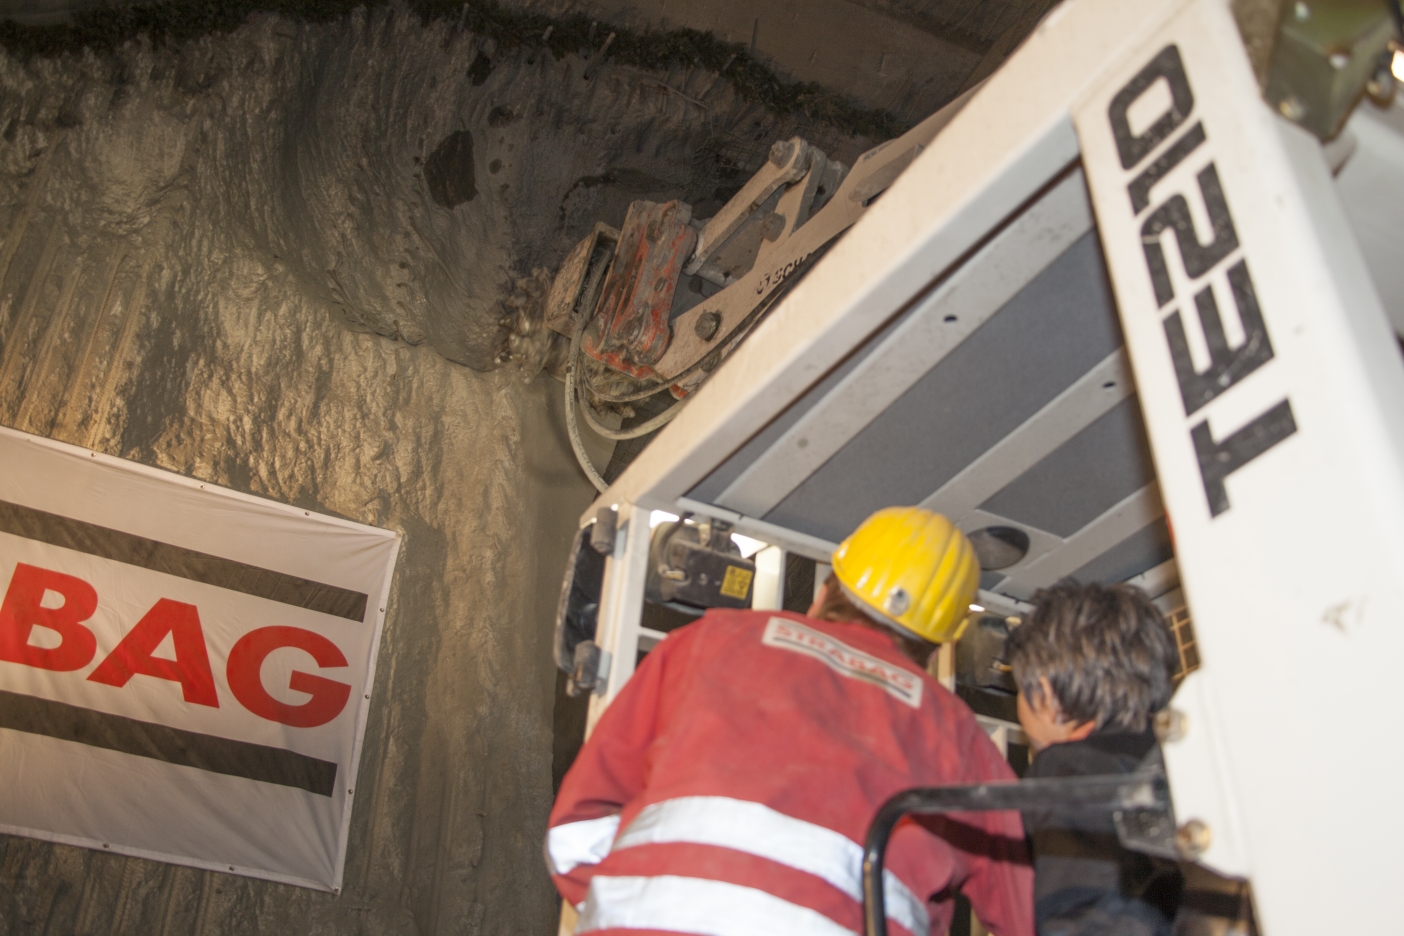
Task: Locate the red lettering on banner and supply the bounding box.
[87,599,219,707]
[227,626,351,728]
[0,563,356,726]
[0,563,98,671]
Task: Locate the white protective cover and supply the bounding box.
[1071,0,1404,930]
[0,426,400,891]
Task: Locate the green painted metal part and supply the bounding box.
[1264,0,1398,140]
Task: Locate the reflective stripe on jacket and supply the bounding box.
[547,609,1033,936]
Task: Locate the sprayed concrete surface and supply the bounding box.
[0,6,873,934]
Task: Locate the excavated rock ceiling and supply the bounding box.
[0,4,886,373]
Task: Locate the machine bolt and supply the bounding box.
[769,140,795,166]
[695,311,722,341]
[1278,95,1307,122]
[1153,708,1187,744]
[1175,819,1212,859]
[1366,55,1398,106]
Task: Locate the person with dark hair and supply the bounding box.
[546,507,1034,936]
[1005,580,1182,936]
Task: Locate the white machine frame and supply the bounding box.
[571,0,1404,931]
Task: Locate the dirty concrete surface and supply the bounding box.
[0,4,882,933]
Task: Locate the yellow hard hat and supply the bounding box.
[832,507,980,644]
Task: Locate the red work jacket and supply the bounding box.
[547,609,1033,936]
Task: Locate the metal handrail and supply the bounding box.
[861,770,1169,936]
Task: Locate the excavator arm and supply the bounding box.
[527,87,980,489]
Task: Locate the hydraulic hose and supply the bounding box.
[579,389,684,440]
[565,311,610,493]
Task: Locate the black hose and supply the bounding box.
[565,307,610,493]
[861,772,1167,936]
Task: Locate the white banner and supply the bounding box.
[0,426,400,891]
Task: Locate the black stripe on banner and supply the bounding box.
[0,690,338,796]
[0,499,368,622]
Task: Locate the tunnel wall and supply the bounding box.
[0,3,881,931]
[0,6,877,934]
[0,77,591,933]
[0,230,585,935]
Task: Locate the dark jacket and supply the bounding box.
[1022,730,1182,936]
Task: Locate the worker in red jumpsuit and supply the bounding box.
[546,507,1033,936]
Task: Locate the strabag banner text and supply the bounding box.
[0,426,400,891]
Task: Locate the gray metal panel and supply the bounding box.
[687,306,911,504]
[762,230,1123,544]
[978,395,1155,537]
[979,570,1007,591]
[708,166,1095,519]
[1068,516,1174,586]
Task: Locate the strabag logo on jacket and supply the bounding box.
[761,618,923,707]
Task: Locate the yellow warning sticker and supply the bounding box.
[720,565,753,600]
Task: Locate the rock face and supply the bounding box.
[0,7,869,934]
